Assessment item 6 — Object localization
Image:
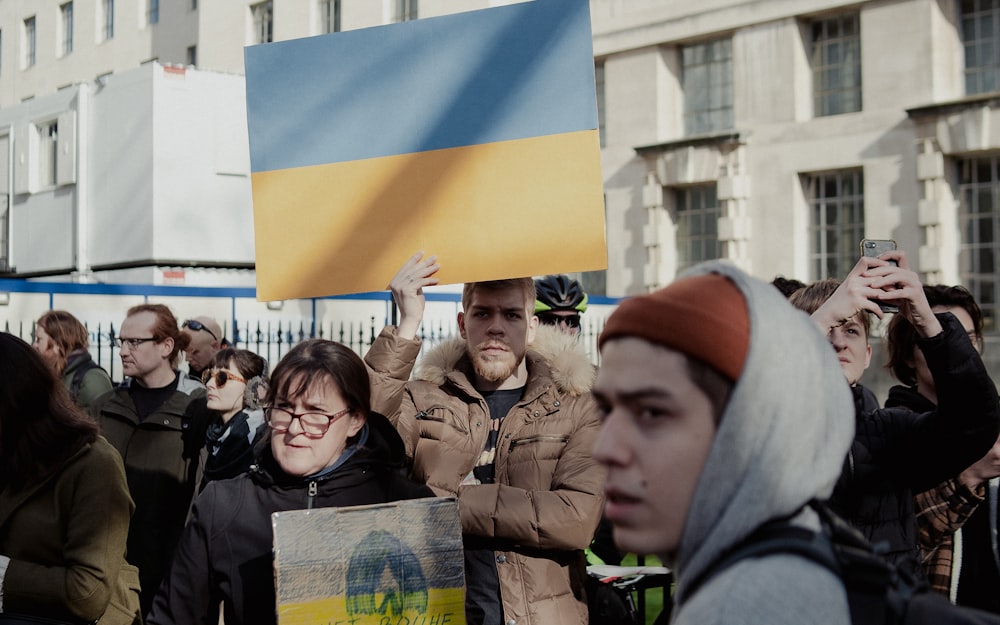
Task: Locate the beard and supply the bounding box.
[470,339,523,383]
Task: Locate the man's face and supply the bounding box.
[828,315,871,386]
[592,337,717,561]
[183,328,218,373]
[458,287,538,385]
[912,305,979,401]
[537,310,582,336]
[119,311,173,385]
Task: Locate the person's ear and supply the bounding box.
[346,411,366,438]
[527,313,539,344]
[457,312,467,339]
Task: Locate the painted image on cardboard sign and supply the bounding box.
[273,498,466,625]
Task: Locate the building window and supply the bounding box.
[682,38,733,136]
[23,17,36,68]
[37,121,58,189]
[958,155,1000,330]
[320,0,340,34]
[60,3,73,56]
[674,184,721,272]
[252,1,273,44]
[148,0,159,25]
[186,45,196,66]
[811,13,861,117]
[102,0,115,41]
[961,0,1000,95]
[393,0,418,23]
[595,62,606,147]
[806,169,865,280]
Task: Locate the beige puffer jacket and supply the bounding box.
[369,325,604,625]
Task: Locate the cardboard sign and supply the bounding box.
[272,497,466,625]
[245,0,606,300]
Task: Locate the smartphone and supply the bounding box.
[860,239,899,313]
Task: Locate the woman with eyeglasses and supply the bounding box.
[197,347,269,490]
[146,339,434,625]
[0,333,142,625]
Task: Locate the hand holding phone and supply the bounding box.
[861,239,899,313]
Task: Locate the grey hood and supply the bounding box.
[672,261,855,603]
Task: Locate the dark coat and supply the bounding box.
[91,374,210,615]
[146,411,434,625]
[831,312,1000,569]
[0,437,141,625]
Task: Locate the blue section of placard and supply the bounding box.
[244,0,596,173]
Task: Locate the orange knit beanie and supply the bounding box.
[598,273,750,381]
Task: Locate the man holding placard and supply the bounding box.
[368,255,604,625]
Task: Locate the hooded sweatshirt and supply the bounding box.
[668,261,855,625]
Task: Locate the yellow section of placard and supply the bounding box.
[277,588,465,625]
[252,129,606,300]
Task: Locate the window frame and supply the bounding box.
[673,184,722,273]
[60,2,74,56]
[252,1,273,44]
[23,16,36,68]
[681,37,734,137]
[805,169,865,281]
[810,12,862,117]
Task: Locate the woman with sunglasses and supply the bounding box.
[0,333,142,625]
[147,339,434,625]
[198,347,269,489]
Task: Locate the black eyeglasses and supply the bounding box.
[183,319,218,341]
[201,369,246,388]
[265,406,352,438]
[537,312,581,328]
[114,337,158,349]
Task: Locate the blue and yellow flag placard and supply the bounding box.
[272,498,466,625]
[245,0,606,300]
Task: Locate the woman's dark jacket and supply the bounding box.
[829,312,1000,570]
[146,411,434,625]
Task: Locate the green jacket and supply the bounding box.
[61,349,114,412]
[92,373,209,616]
[0,437,141,625]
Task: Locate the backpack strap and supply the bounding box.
[681,519,838,605]
[69,358,103,401]
[682,503,893,625]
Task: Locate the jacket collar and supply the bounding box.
[413,324,595,398]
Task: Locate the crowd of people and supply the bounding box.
[2,248,1000,625]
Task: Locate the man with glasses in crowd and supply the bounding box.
[180,316,223,381]
[91,304,210,617]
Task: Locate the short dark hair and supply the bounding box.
[265,340,370,444]
[771,276,806,299]
[886,284,984,385]
[212,348,267,380]
[684,354,734,424]
[0,333,98,492]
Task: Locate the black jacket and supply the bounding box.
[830,312,1000,570]
[146,411,434,625]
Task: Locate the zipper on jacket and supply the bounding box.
[508,434,569,451]
[415,406,468,434]
[307,481,317,509]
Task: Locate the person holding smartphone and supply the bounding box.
[789,250,1000,574]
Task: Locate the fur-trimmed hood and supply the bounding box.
[411,324,595,396]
